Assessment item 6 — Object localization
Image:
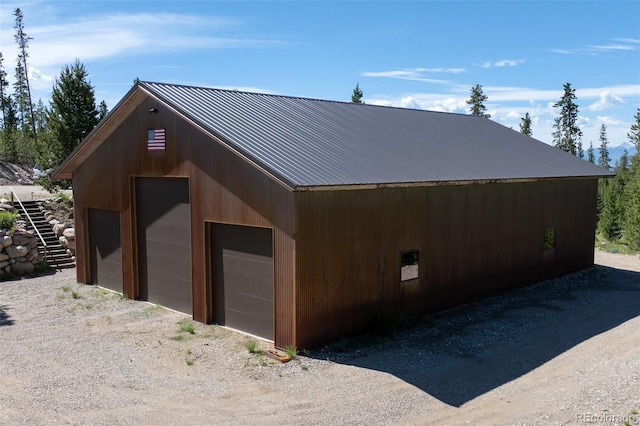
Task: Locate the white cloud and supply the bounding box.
[547,38,639,56]
[588,91,624,111]
[505,110,521,120]
[361,67,465,84]
[614,38,640,44]
[588,44,635,52]
[368,93,466,113]
[369,99,392,107]
[597,116,623,126]
[399,96,421,109]
[0,10,284,72]
[480,59,524,68]
[27,66,54,82]
[365,81,640,147]
[547,49,572,54]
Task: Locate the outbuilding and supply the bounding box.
[55,82,612,348]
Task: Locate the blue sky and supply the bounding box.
[1,0,639,149]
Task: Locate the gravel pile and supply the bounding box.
[1,253,639,425]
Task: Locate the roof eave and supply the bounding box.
[293,174,615,192]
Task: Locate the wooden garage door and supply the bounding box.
[136,177,192,314]
[88,208,122,292]
[211,223,274,340]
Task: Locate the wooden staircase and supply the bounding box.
[15,200,76,269]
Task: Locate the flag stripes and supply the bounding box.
[147,128,166,151]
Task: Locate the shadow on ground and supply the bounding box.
[0,268,58,283]
[312,265,640,407]
[0,304,13,326]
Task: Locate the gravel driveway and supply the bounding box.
[1,250,639,425]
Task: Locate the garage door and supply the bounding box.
[211,223,274,340]
[136,177,192,314]
[88,208,122,292]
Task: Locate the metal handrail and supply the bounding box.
[9,188,48,265]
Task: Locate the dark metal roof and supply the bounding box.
[140,81,613,188]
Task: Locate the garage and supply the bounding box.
[55,81,613,348]
[210,223,274,340]
[136,177,192,314]
[88,208,122,292]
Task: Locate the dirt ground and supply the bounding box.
[0,250,639,425]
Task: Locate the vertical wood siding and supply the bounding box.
[295,179,598,348]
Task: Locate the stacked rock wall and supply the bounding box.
[0,230,45,276]
[40,202,76,261]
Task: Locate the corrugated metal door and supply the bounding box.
[88,208,122,292]
[136,177,192,314]
[211,223,274,340]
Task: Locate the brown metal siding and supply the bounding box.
[71,95,297,348]
[295,179,598,348]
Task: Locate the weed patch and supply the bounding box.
[245,339,264,355]
[284,345,297,359]
[177,319,195,334]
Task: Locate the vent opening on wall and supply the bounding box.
[400,250,419,282]
[544,228,555,250]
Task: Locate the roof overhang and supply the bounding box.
[293,174,615,192]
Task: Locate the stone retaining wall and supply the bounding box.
[0,230,44,276]
[39,201,76,261]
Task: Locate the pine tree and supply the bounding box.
[598,124,611,170]
[599,175,624,241]
[599,152,629,241]
[628,108,640,150]
[13,60,28,130]
[466,84,490,118]
[587,141,595,164]
[623,110,640,249]
[0,52,9,129]
[624,159,640,250]
[98,100,108,121]
[46,59,99,167]
[519,112,532,136]
[1,52,19,162]
[13,7,38,153]
[577,138,584,159]
[351,83,363,104]
[552,82,582,155]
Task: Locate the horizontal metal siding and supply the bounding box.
[295,180,598,348]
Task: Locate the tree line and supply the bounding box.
[0,8,106,191]
[2,7,638,249]
[353,83,640,250]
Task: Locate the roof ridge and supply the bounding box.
[139,80,468,117]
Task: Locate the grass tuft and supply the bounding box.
[284,345,297,359]
[177,319,195,334]
[244,339,264,355]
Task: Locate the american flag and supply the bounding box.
[147,128,166,151]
